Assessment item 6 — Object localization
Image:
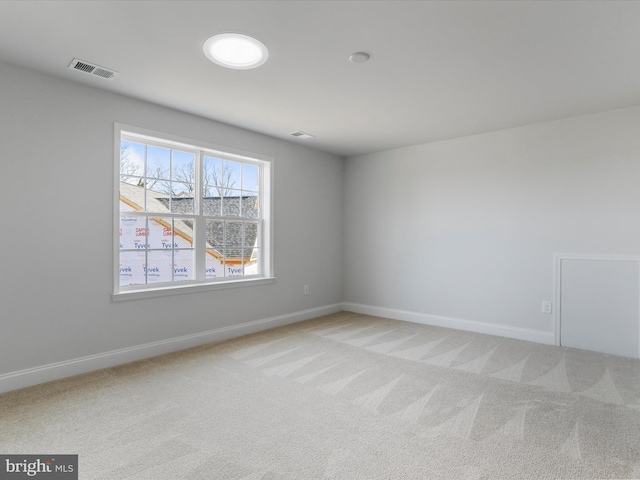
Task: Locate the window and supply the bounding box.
[114,126,272,297]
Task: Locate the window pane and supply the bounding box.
[172,150,194,183]
[148,217,173,250]
[203,156,223,186]
[205,250,222,279]
[224,160,241,191]
[147,250,173,284]
[225,220,244,247]
[120,216,148,250]
[225,261,244,277]
[206,220,224,247]
[244,222,259,248]
[245,248,260,275]
[242,194,259,218]
[202,196,221,216]
[173,249,195,281]
[120,141,144,178]
[146,145,170,181]
[144,182,170,212]
[242,163,259,192]
[119,250,146,286]
[119,180,144,212]
[170,184,194,214]
[222,189,242,216]
[173,218,195,248]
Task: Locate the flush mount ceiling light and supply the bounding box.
[203,33,269,69]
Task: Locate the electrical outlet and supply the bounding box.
[542,301,552,314]
[304,285,310,295]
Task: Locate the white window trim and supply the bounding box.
[112,123,275,301]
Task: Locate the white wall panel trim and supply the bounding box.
[554,253,640,354]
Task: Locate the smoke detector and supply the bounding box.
[68,58,118,79]
[349,52,370,63]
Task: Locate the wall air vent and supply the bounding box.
[289,131,315,140]
[68,58,118,80]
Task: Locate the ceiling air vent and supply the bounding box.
[289,131,315,140]
[68,58,118,80]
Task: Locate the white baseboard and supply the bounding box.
[343,302,555,345]
[0,303,343,394]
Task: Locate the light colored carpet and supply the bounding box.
[2,312,640,479]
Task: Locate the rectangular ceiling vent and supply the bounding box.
[68,58,118,80]
[289,131,315,140]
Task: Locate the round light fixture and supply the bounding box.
[203,33,269,70]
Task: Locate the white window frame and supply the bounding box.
[112,124,274,301]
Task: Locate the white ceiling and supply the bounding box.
[1,1,640,157]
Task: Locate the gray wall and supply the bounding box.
[344,106,640,339]
[0,61,344,382]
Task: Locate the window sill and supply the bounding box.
[112,277,277,302]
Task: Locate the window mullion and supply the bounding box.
[194,150,206,282]
[143,144,148,211]
[258,163,264,276]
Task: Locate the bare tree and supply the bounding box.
[144,164,169,193]
[172,163,238,197]
[172,164,196,196]
[207,164,238,197]
[119,145,141,183]
[120,144,171,192]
